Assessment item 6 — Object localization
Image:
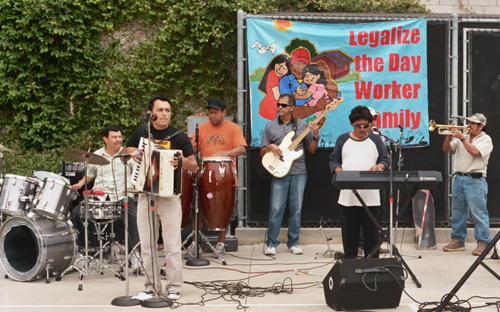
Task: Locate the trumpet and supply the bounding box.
[429,120,469,135]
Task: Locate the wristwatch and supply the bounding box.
[313,136,319,141]
[460,137,466,142]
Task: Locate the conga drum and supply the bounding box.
[199,156,235,231]
[180,167,194,228]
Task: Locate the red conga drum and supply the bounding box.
[199,156,235,231]
[180,167,194,228]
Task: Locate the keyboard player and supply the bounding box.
[329,106,389,259]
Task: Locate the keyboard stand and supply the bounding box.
[351,189,422,288]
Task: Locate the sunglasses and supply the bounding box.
[277,103,293,108]
[353,123,370,129]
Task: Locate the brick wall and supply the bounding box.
[421,0,500,14]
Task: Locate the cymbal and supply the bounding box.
[65,150,110,165]
[0,143,19,154]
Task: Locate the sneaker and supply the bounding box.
[472,241,488,256]
[130,251,141,271]
[379,247,389,254]
[264,245,276,255]
[213,242,225,259]
[134,289,154,300]
[357,247,364,258]
[443,237,466,252]
[167,290,180,300]
[184,242,201,259]
[289,245,303,255]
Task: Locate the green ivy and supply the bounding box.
[0,0,426,175]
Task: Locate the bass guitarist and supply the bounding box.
[260,93,320,256]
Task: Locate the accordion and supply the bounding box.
[130,138,183,197]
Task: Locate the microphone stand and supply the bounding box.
[186,124,210,266]
[141,118,173,308]
[112,155,140,306]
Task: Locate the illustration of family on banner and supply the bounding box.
[247,17,429,148]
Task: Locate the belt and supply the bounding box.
[456,172,483,178]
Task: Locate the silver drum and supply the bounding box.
[0,216,77,281]
[0,174,39,216]
[33,178,75,220]
[81,200,121,221]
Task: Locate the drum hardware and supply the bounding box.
[64,150,110,166]
[0,143,19,154]
[58,152,96,290]
[0,143,18,226]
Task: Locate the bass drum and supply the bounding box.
[0,216,77,281]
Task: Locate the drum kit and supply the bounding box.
[0,145,78,283]
[0,145,125,287]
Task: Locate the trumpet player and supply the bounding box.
[442,113,493,256]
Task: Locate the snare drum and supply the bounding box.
[33,178,75,220]
[199,156,236,231]
[0,216,77,281]
[0,174,39,216]
[82,200,121,221]
[180,167,194,228]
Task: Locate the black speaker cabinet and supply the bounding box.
[322,257,405,311]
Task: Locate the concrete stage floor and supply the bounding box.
[0,240,499,312]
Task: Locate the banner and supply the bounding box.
[247,17,428,148]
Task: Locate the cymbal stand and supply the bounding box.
[56,161,93,291]
[315,218,343,260]
[186,124,210,267]
[141,118,172,308]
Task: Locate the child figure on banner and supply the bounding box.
[294,64,330,117]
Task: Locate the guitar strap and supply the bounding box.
[292,116,298,141]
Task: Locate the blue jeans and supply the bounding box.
[266,174,307,248]
[451,175,491,244]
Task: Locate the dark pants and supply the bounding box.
[71,197,140,252]
[341,205,380,259]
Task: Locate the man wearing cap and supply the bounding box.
[260,93,320,256]
[187,98,247,259]
[442,113,493,256]
[279,48,312,107]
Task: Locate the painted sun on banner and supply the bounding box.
[247,17,428,148]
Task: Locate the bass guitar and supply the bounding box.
[262,97,343,178]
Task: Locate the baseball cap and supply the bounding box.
[466,113,487,126]
[368,107,380,117]
[207,98,227,110]
[290,48,310,66]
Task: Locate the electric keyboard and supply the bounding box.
[333,170,442,190]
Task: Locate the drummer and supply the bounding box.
[71,125,140,263]
[187,98,247,258]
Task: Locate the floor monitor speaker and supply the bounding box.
[322,257,405,311]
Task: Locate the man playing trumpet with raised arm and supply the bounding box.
[442,113,493,256]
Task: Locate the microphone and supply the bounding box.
[372,127,383,136]
[83,190,106,196]
[113,151,140,158]
[398,125,404,131]
[146,112,158,121]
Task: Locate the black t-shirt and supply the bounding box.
[127,125,194,158]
